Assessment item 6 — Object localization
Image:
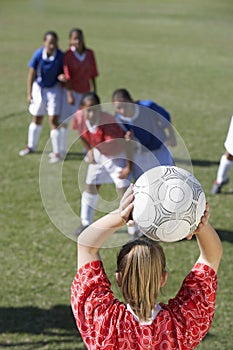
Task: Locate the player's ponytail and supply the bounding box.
[117,237,166,322]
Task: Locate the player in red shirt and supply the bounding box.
[72,92,131,235]
[71,186,222,349]
[58,28,99,158]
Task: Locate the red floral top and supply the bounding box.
[71,260,217,350]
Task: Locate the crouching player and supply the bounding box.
[112,88,176,180]
[72,92,131,235]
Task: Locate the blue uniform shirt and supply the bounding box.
[29,47,64,88]
[116,100,171,151]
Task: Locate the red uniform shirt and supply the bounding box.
[72,111,125,156]
[63,48,98,93]
[71,261,217,350]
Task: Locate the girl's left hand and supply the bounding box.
[119,166,131,179]
[119,185,135,225]
[57,74,67,83]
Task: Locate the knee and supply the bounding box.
[85,184,100,194]
[226,152,233,161]
[49,116,59,129]
[33,116,43,125]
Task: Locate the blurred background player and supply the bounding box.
[211,115,233,194]
[58,28,99,158]
[72,92,131,235]
[112,88,176,181]
[71,186,222,349]
[19,31,64,163]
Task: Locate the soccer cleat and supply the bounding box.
[49,151,66,160]
[49,155,61,164]
[48,152,55,158]
[74,225,89,238]
[19,147,34,156]
[210,179,229,194]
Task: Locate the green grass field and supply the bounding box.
[1,0,233,349]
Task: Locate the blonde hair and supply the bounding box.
[117,237,166,322]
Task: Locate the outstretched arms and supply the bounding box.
[77,186,223,274]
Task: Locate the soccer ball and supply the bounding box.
[132,166,206,242]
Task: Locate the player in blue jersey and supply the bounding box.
[19,31,64,163]
[112,89,176,180]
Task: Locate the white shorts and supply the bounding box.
[85,148,129,189]
[29,82,62,116]
[224,116,233,155]
[132,144,174,181]
[60,88,83,123]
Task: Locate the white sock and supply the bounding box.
[216,154,233,184]
[60,126,69,155]
[50,129,60,156]
[81,191,99,226]
[127,224,139,235]
[28,122,42,150]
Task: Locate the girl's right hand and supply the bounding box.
[67,93,75,105]
[186,203,210,240]
[27,93,32,104]
[120,185,135,225]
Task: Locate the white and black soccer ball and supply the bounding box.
[132,166,206,242]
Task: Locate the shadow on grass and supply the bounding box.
[216,229,233,243]
[0,110,26,123]
[65,152,85,161]
[175,158,219,167]
[0,304,86,349]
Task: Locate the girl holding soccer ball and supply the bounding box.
[71,185,222,349]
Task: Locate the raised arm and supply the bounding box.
[77,185,134,269]
[192,204,223,273]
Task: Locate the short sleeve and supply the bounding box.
[63,51,71,80]
[71,261,116,335]
[162,263,217,348]
[28,48,41,70]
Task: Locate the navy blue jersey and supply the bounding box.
[29,47,64,88]
[137,100,171,123]
[116,100,171,151]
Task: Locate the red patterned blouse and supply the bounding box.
[71,260,217,349]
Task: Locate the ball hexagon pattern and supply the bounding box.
[132,166,206,242]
